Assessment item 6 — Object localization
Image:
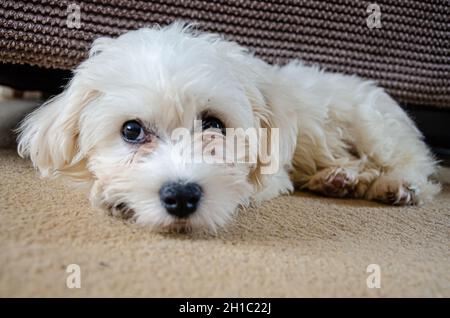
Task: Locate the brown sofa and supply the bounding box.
[1,0,449,106]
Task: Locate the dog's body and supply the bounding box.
[252,60,440,206]
[18,23,440,232]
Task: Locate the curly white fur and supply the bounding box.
[17,22,440,232]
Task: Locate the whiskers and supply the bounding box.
[108,202,136,220]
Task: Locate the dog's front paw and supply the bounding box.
[253,170,294,204]
[307,167,358,198]
[366,177,417,206]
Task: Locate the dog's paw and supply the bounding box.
[253,169,294,204]
[366,177,418,206]
[308,167,358,198]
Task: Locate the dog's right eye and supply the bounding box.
[201,116,226,135]
[122,120,145,143]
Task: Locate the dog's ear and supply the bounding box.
[17,78,99,181]
[245,87,276,189]
[210,36,282,186]
[16,36,114,180]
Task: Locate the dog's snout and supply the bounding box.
[159,182,203,218]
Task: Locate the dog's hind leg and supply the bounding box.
[350,92,441,205]
[365,166,441,206]
[303,147,440,205]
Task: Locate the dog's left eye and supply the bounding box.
[202,116,226,135]
[122,120,145,143]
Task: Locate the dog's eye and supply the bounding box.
[122,120,145,143]
[202,116,226,135]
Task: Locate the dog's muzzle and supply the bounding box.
[159,181,203,218]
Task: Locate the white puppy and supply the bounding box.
[17,23,440,232]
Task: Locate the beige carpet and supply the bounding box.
[0,148,449,297]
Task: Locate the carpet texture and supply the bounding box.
[0,148,449,297]
[1,0,449,108]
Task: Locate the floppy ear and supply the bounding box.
[17,78,99,181]
[17,35,115,180]
[211,40,277,190]
[245,85,275,189]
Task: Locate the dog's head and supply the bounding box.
[17,23,276,232]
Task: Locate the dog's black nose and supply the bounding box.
[159,182,203,218]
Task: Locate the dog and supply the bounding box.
[17,22,440,232]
